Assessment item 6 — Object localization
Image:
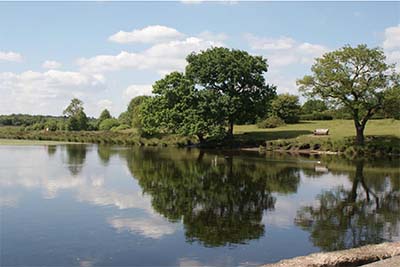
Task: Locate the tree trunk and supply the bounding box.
[355,123,365,146]
[228,121,234,138]
[197,133,204,144]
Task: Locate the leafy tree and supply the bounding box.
[63,98,88,131]
[98,109,112,123]
[270,94,301,123]
[140,72,226,142]
[301,99,328,114]
[382,85,400,119]
[63,98,84,117]
[186,47,276,136]
[128,95,150,128]
[99,118,120,131]
[297,44,399,145]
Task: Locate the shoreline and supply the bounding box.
[260,242,400,267]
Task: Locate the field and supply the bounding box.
[234,119,400,141]
[233,119,400,155]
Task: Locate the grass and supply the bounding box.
[233,119,400,155]
[234,119,400,140]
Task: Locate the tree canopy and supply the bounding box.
[297,44,399,145]
[270,94,301,123]
[186,47,276,136]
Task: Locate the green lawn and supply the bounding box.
[234,119,400,142]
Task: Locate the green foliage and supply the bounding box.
[99,118,120,131]
[186,47,276,135]
[270,94,301,123]
[63,98,89,131]
[112,124,130,131]
[257,116,285,128]
[140,72,226,142]
[98,109,112,122]
[383,85,400,119]
[63,98,84,117]
[301,99,328,114]
[297,44,399,144]
[299,111,333,120]
[45,119,58,131]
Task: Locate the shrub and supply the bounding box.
[111,124,130,131]
[99,118,120,131]
[300,111,333,121]
[257,116,285,128]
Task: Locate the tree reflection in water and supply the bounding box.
[122,148,300,247]
[295,159,400,251]
[64,144,87,176]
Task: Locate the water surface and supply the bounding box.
[1,145,399,266]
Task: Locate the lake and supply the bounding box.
[0,144,399,266]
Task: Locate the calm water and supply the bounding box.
[0,145,399,266]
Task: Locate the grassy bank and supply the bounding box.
[1,120,399,155]
[0,126,193,147]
[233,119,400,155]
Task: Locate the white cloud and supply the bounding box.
[0,51,22,62]
[245,34,296,50]
[383,24,400,50]
[197,31,228,42]
[0,70,106,115]
[109,25,184,44]
[382,25,400,71]
[124,84,153,99]
[78,37,225,75]
[96,99,113,113]
[42,60,62,69]
[245,33,329,68]
[108,216,178,239]
[181,0,204,4]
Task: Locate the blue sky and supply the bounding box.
[0,1,399,116]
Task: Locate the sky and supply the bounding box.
[0,1,399,117]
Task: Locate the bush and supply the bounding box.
[257,116,285,128]
[99,118,120,131]
[300,111,333,120]
[111,124,130,131]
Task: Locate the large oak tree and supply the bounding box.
[297,44,399,145]
[186,47,276,137]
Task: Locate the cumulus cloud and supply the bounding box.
[124,84,153,99]
[109,25,184,44]
[96,99,113,112]
[0,70,106,115]
[78,37,225,75]
[245,33,329,67]
[382,25,400,70]
[108,216,178,239]
[42,60,62,69]
[383,24,400,50]
[0,51,22,62]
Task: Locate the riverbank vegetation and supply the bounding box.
[0,45,399,154]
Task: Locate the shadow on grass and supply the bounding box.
[212,130,314,148]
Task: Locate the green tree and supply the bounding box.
[270,94,301,123]
[382,84,400,119]
[98,109,112,123]
[186,47,276,136]
[99,118,120,131]
[63,98,84,117]
[140,72,226,142]
[301,99,328,114]
[63,98,88,131]
[297,44,399,145]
